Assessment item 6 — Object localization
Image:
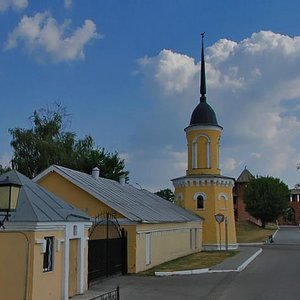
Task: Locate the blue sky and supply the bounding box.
[1,0,300,191]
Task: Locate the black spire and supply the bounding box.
[200,32,206,103]
[188,33,222,128]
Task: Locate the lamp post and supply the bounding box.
[0,176,22,229]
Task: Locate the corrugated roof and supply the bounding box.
[236,167,254,183]
[0,170,90,222]
[35,165,202,223]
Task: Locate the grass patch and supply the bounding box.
[140,251,237,276]
[236,221,277,243]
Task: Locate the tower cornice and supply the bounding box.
[185,124,223,132]
[171,175,235,188]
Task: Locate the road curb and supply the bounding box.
[272,228,279,238]
[155,248,263,277]
[155,268,209,276]
[236,248,263,271]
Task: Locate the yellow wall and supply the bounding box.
[38,172,138,273]
[38,172,124,219]
[174,122,237,249]
[0,229,72,300]
[135,222,202,273]
[175,184,236,247]
[0,231,33,300]
[186,128,221,176]
[31,230,65,300]
[69,239,78,298]
[38,171,204,274]
[122,224,137,273]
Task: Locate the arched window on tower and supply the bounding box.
[218,193,228,210]
[192,134,211,169]
[197,195,204,209]
[194,192,206,209]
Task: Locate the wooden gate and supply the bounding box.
[88,213,127,282]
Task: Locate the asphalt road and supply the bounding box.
[88,227,300,300]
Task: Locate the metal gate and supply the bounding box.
[88,213,127,282]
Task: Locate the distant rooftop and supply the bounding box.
[236,167,254,183]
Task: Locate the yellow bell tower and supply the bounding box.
[172,34,237,250]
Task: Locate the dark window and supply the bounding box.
[197,195,204,209]
[43,237,54,272]
[233,196,237,205]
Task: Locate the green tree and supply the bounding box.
[9,104,129,181]
[244,176,290,228]
[155,188,174,202]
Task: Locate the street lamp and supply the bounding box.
[0,176,22,229]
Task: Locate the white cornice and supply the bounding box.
[1,221,92,232]
[172,176,234,188]
[185,125,222,133]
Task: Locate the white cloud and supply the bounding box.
[4,12,101,62]
[136,30,300,188]
[162,145,187,172]
[0,0,27,12]
[222,158,237,173]
[0,153,11,167]
[138,50,198,94]
[64,0,72,9]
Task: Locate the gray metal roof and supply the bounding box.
[35,165,202,223]
[0,170,90,222]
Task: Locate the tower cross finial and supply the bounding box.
[200,32,206,103]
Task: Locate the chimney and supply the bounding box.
[92,167,100,179]
[119,175,126,186]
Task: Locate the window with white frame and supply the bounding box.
[196,195,204,209]
[218,193,228,209]
[43,237,54,272]
[194,192,206,209]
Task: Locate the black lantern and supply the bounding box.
[0,176,22,228]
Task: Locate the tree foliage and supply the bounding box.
[244,176,290,228]
[9,104,129,181]
[155,188,174,202]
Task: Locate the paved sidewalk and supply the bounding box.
[210,246,262,272]
[72,246,262,300]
